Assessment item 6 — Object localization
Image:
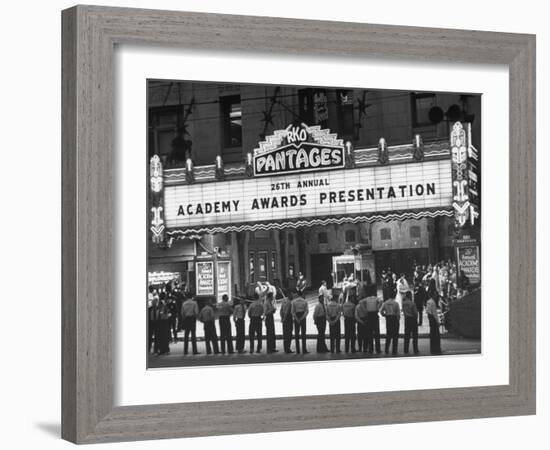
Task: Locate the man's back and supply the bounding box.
[181,299,198,318]
[248,300,263,318]
[199,305,215,322]
[380,299,400,316]
[402,299,417,318]
[292,297,308,313]
[326,301,341,318]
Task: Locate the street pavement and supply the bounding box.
[149,335,481,368]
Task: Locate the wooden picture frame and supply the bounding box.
[61,5,536,444]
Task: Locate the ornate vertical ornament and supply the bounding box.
[185,158,195,184]
[245,152,254,177]
[378,137,389,165]
[413,134,424,161]
[215,155,225,181]
[149,155,165,244]
[345,141,355,168]
[450,122,470,227]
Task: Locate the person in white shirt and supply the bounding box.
[395,273,410,311]
[318,280,330,305]
[254,281,268,303]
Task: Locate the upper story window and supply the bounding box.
[411,93,436,128]
[380,228,392,241]
[337,89,355,138]
[288,233,294,246]
[345,230,356,243]
[410,225,421,239]
[298,88,328,126]
[221,95,242,148]
[318,232,328,244]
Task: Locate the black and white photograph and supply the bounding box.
[146,80,482,368]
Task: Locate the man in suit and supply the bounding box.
[426,296,442,354]
[414,280,427,326]
[166,295,179,342]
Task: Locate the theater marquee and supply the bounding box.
[163,159,453,235]
[253,123,346,176]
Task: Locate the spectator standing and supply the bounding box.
[280,294,294,353]
[402,291,419,354]
[198,301,219,355]
[426,296,442,354]
[313,295,329,353]
[291,292,309,354]
[181,295,200,355]
[248,296,264,353]
[326,297,342,353]
[342,296,357,353]
[217,294,234,354]
[365,291,382,355]
[264,292,278,353]
[380,296,400,355]
[233,298,246,354]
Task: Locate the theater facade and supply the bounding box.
[147,83,481,299]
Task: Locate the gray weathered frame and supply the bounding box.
[61,5,536,444]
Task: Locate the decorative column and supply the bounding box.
[149,155,165,244]
[345,141,355,168]
[413,134,424,161]
[378,137,389,165]
[450,122,470,227]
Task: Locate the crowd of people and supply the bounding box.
[147,262,464,357]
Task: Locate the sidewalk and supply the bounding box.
[149,335,481,368]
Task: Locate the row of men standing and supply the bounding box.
[174,291,311,355]
[153,288,441,357]
[313,288,441,355]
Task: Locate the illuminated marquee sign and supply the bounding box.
[253,123,345,177]
[163,159,453,235]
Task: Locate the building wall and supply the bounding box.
[371,219,430,251]
[148,82,481,167]
[148,82,480,294]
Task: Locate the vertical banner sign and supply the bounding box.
[216,261,232,301]
[196,261,214,296]
[150,155,165,244]
[450,122,470,227]
[456,246,481,285]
